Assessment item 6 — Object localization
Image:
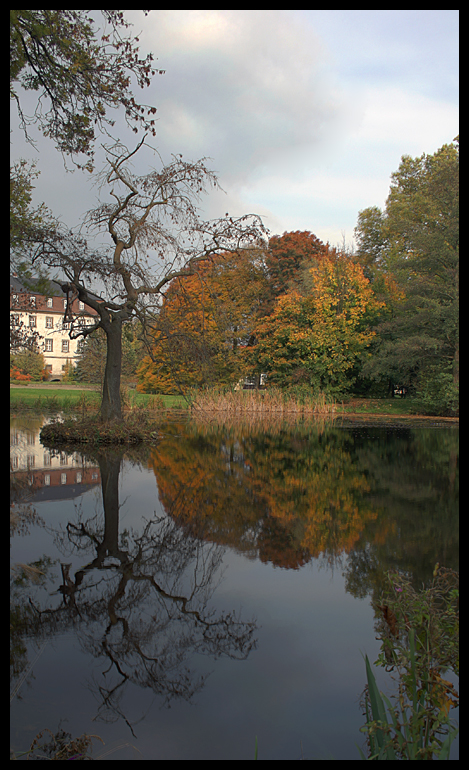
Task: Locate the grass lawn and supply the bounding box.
[340,397,417,417]
[10,384,188,412]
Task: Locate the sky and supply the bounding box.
[11,9,459,252]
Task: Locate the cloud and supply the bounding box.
[136,10,345,184]
[11,10,458,249]
[354,86,459,150]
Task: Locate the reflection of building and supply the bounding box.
[10,275,99,379]
[10,420,100,502]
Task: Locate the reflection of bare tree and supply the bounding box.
[22,447,257,735]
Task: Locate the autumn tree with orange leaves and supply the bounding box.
[264,230,335,305]
[246,255,383,396]
[137,250,269,393]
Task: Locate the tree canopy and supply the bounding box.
[246,255,382,395]
[354,138,459,413]
[10,10,163,169]
[137,250,269,393]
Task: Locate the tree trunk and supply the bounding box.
[101,318,123,422]
[97,450,123,560]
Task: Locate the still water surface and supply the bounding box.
[10,413,459,760]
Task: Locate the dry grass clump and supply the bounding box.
[39,410,160,446]
[10,728,104,761]
[192,387,336,417]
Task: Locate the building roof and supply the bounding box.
[10,275,99,316]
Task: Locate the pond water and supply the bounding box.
[10,413,459,760]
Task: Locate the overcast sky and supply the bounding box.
[11,9,459,251]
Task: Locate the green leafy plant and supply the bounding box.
[359,566,459,760]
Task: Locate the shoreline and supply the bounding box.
[10,384,458,424]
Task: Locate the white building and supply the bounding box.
[10,276,100,379]
[10,416,101,499]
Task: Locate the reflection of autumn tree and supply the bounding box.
[245,430,378,562]
[149,422,265,555]
[148,421,379,569]
[149,420,458,598]
[16,445,257,735]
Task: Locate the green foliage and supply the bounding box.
[359,566,459,760]
[355,139,459,414]
[61,361,78,383]
[10,10,162,167]
[10,160,53,249]
[413,366,459,416]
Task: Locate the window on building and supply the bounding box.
[45,316,54,328]
[62,339,70,353]
[30,296,36,307]
[12,314,20,326]
[79,301,84,310]
[29,316,37,328]
[45,339,53,352]
[47,298,53,307]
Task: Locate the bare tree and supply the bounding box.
[25,137,268,422]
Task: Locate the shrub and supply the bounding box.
[10,367,32,381]
[10,350,46,382]
[412,369,459,416]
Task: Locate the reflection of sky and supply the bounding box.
[197,551,383,760]
[117,461,168,526]
[10,453,384,760]
[10,440,458,760]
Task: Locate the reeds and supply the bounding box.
[192,387,336,418]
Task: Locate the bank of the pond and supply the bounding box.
[11,386,458,445]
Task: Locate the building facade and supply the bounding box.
[10,276,99,379]
[11,417,101,500]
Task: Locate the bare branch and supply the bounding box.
[17,138,268,421]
